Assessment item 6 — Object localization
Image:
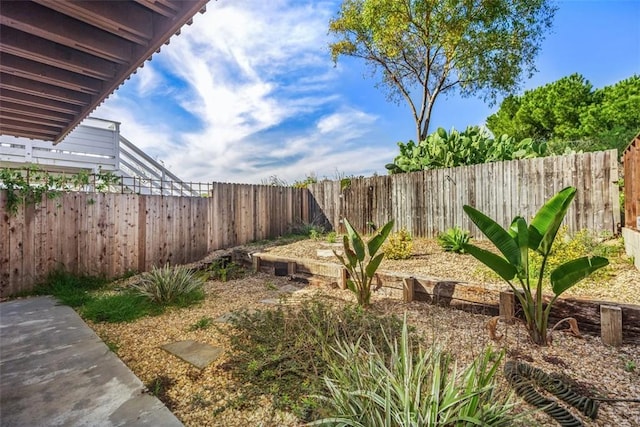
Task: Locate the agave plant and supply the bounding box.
[334,218,394,308]
[132,264,205,304]
[462,187,608,345]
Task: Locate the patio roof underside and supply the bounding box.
[0,0,208,143]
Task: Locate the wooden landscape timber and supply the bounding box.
[244,251,640,345]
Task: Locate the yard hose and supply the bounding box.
[504,360,599,427]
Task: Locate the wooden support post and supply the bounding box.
[403,277,415,302]
[601,305,623,346]
[340,268,348,290]
[252,255,261,273]
[287,261,297,275]
[500,291,515,323]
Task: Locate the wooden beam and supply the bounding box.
[0,125,53,141]
[0,101,74,123]
[0,88,81,115]
[33,0,154,46]
[403,277,415,302]
[134,0,180,18]
[0,2,134,63]
[0,27,116,80]
[0,112,66,129]
[0,53,102,95]
[0,74,91,107]
[0,119,60,137]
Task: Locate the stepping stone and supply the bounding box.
[278,284,301,293]
[161,340,223,369]
[259,298,280,305]
[214,309,257,323]
[317,249,338,257]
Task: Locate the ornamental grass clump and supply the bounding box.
[310,316,514,426]
[132,264,205,304]
[438,226,472,254]
[462,186,608,345]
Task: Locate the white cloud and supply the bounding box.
[95,0,394,184]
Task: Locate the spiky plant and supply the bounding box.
[132,264,205,304]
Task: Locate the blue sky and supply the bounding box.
[94,0,640,184]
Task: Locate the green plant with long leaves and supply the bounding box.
[310,316,514,426]
[334,218,394,308]
[462,186,608,345]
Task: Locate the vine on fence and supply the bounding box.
[0,166,121,215]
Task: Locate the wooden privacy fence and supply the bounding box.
[308,150,620,237]
[0,183,309,296]
[623,133,639,229]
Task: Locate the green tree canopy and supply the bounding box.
[329,0,556,142]
[486,74,640,153]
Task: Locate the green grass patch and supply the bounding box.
[81,291,162,323]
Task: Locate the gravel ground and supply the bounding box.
[88,241,640,427]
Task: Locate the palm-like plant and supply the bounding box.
[462,187,608,345]
[334,218,394,308]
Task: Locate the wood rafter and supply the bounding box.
[0,0,209,143]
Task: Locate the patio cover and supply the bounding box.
[0,0,209,143]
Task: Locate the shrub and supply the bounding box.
[334,218,394,307]
[132,264,205,304]
[208,259,245,282]
[463,187,608,345]
[326,231,337,243]
[219,299,407,420]
[310,317,513,426]
[438,226,471,254]
[383,228,413,260]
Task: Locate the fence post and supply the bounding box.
[340,268,348,289]
[600,305,623,346]
[499,291,515,323]
[403,277,415,302]
[252,255,261,273]
[287,261,296,275]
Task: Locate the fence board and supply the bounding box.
[308,150,620,237]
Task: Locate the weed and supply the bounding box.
[189,392,212,409]
[624,359,636,373]
[208,259,245,282]
[219,299,408,420]
[309,228,322,240]
[265,281,278,291]
[145,375,177,409]
[132,264,205,304]
[104,339,120,353]
[325,231,337,243]
[189,316,213,331]
[383,228,413,260]
[438,226,471,254]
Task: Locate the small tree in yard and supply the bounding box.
[334,218,394,308]
[462,187,608,345]
[329,0,556,142]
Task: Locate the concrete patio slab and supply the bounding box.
[0,296,182,427]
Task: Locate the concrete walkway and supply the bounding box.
[0,296,182,427]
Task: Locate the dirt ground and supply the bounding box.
[89,240,640,427]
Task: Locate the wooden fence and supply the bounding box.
[0,183,309,296]
[623,134,639,229]
[308,150,621,237]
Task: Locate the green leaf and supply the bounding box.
[343,235,358,267]
[367,220,394,256]
[344,218,365,261]
[529,187,576,255]
[366,252,385,279]
[512,217,529,279]
[463,244,517,281]
[463,205,520,267]
[346,279,357,293]
[550,256,609,296]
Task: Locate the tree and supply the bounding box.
[328,0,556,142]
[486,74,640,153]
